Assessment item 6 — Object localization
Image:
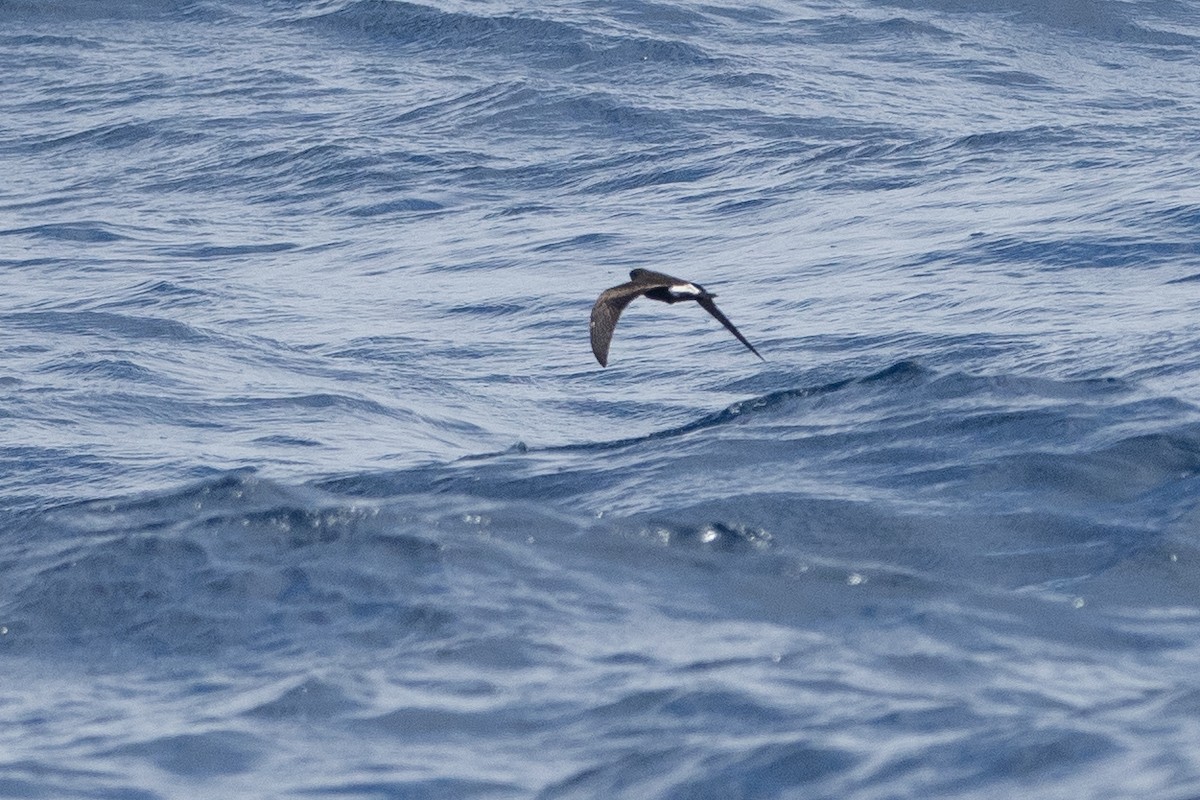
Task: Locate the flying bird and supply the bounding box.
[589,268,765,367]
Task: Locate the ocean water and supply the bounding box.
[3,0,1200,796]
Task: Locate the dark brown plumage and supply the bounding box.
[589,268,765,367]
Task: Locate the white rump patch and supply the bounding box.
[669,283,702,297]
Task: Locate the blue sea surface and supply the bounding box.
[3,0,1200,797]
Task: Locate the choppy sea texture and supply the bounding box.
[3,0,1200,797]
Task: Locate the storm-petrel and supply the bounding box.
[590,268,765,367]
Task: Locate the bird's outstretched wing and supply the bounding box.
[696,296,765,361]
[590,282,647,367]
[590,270,683,366]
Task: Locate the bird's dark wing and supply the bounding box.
[590,282,651,367]
[696,296,765,361]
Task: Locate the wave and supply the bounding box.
[5,362,1195,662]
[2,309,214,345]
[875,0,1196,46]
[293,0,718,70]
